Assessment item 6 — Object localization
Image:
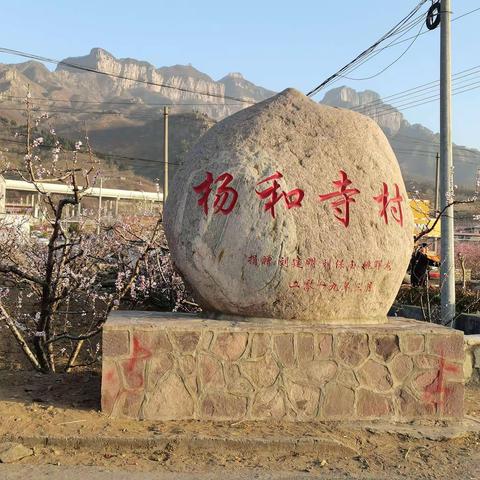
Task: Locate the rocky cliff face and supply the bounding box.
[321,86,404,136]
[58,48,225,105]
[319,86,480,188]
[54,48,275,118]
[0,48,275,122]
[219,72,275,104]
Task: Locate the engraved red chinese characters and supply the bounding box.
[318,170,360,227]
[255,171,304,218]
[193,172,238,215]
[373,182,404,227]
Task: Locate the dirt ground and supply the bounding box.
[0,369,479,479]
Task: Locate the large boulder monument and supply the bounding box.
[102,89,464,423]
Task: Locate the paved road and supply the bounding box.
[0,464,394,480]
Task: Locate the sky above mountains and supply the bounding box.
[0,0,478,148]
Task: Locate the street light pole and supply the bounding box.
[439,0,455,325]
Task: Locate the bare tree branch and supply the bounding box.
[0,303,42,371]
[0,264,46,286]
[414,199,475,243]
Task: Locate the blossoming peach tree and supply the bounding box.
[0,96,197,373]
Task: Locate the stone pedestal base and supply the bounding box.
[101,312,464,422]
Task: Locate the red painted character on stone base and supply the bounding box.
[193,172,238,215]
[423,355,460,411]
[124,336,152,389]
[318,170,360,227]
[256,171,304,218]
[373,182,404,227]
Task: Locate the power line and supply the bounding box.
[348,64,480,112]
[3,63,477,122]
[390,133,480,156]
[367,81,480,120]
[0,136,180,166]
[339,16,426,82]
[0,106,174,120]
[349,5,480,62]
[8,71,480,122]
[308,3,480,97]
[0,103,228,121]
[329,4,431,86]
[358,77,480,118]
[383,5,480,51]
[387,145,480,169]
[1,81,463,121]
[334,4,480,90]
[394,150,480,168]
[0,105,225,119]
[453,6,480,21]
[331,72,480,124]
[306,1,430,97]
[0,47,258,105]
[0,95,242,108]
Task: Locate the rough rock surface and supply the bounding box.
[0,443,33,463]
[164,88,414,323]
[321,86,404,136]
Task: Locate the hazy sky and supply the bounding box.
[0,0,478,148]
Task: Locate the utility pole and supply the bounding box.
[163,106,169,203]
[97,177,103,235]
[26,85,31,157]
[475,167,480,195]
[434,152,440,253]
[439,0,455,325]
[434,152,440,212]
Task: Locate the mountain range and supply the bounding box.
[0,48,478,191]
[321,86,480,191]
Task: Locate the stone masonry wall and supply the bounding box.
[464,335,480,384]
[102,312,464,422]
